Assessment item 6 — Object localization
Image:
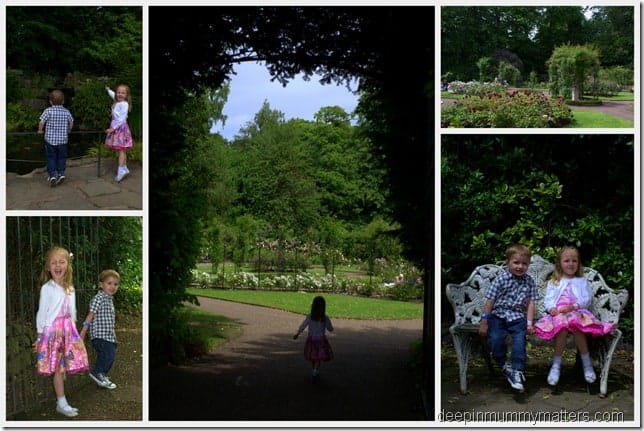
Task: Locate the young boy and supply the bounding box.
[38,89,73,187]
[80,269,119,390]
[478,244,538,392]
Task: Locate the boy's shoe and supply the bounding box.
[90,372,116,389]
[48,177,57,187]
[104,375,118,389]
[584,367,596,383]
[56,404,78,417]
[547,365,560,386]
[507,369,525,392]
[501,363,513,380]
[56,175,65,186]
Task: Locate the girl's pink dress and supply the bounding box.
[534,281,615,340]
[35,296,89,376]
[105,105,133,150]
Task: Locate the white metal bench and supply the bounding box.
[445,255,628,397]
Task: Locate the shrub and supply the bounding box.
[446,80,506,95]
[441,90,574,128]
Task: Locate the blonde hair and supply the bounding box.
[505,243,531,261]
[551,246,584,284]
[39,246,74,294]
[49,89,65,105]
[113,84,132,113]
[99,269,120,283]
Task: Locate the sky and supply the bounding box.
[211,61,360,140]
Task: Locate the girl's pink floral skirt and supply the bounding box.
[534,309,616,340]
[304,335,334,362]
[35,316,89,376]
[105,121,133,150]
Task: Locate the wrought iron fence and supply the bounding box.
[6,131,105,177]
[6,217,102,418]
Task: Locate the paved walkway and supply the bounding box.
[149,297,425,422]
[6,157,142,210]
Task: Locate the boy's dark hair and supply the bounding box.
[49,89,65,105]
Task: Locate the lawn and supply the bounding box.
[187,287,423,320]
[179,305,241,351]
[567,109,634,128]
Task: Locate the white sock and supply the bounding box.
[57,396,68,408]
[552,355,562,368]
[581,352,592,368]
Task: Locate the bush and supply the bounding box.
[446,80,506,95]
[441,90,574,128]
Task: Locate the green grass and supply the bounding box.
[602,92,634,102]
[179,306,241,351]
[567,110,633,128]
[187,288,423,320]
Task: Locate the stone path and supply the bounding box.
[6,157,142,210]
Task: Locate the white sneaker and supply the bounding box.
[115,168,128,182]
[547,365,560,386]
[584,367,596,383]
[56,404,78,417]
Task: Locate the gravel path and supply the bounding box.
[149,297,425,422]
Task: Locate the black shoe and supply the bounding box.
[56,175,65,186]
[49,177,57,187]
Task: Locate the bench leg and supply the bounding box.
[593,329,622,398]
[451,331,475,394]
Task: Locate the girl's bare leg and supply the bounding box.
[118,150,126,167]
[553,329,568,355]
[573,331,589,354]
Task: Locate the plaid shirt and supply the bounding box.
[39,106,73,145]
[486,269,538,322]
[89,290,116,343]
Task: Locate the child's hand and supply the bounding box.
[293,333,299,340]
[478,320,488,337]
[526,324,535,335]
[105,128,114,134]
[549,308,559,316]
[558,305,574,313]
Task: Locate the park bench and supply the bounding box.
[445,255,629,397]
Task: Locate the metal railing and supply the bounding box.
[6,131,105,177]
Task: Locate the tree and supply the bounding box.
[548,44,600,100]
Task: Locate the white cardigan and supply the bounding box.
[107,88,129,129]
[542,276,592,312]
[35,280,77,334]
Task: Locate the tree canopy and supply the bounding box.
[441,6,633,81]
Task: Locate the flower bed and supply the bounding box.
[441,90,574,128]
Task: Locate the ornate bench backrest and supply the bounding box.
[446,255,628,327]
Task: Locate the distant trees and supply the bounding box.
[442,6,633,82]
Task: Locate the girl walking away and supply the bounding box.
[33,247,89,417]
[293,296,334,383]
[105,84,133,182]
[534,246,616,386]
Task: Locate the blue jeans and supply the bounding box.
[91,338,117,376]
[45,143,67,178]
[487,315,527,371]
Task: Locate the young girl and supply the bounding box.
[293,296,334,382]
[33,246,89,417]
[105,84,133,183]
[534,246,616,386]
